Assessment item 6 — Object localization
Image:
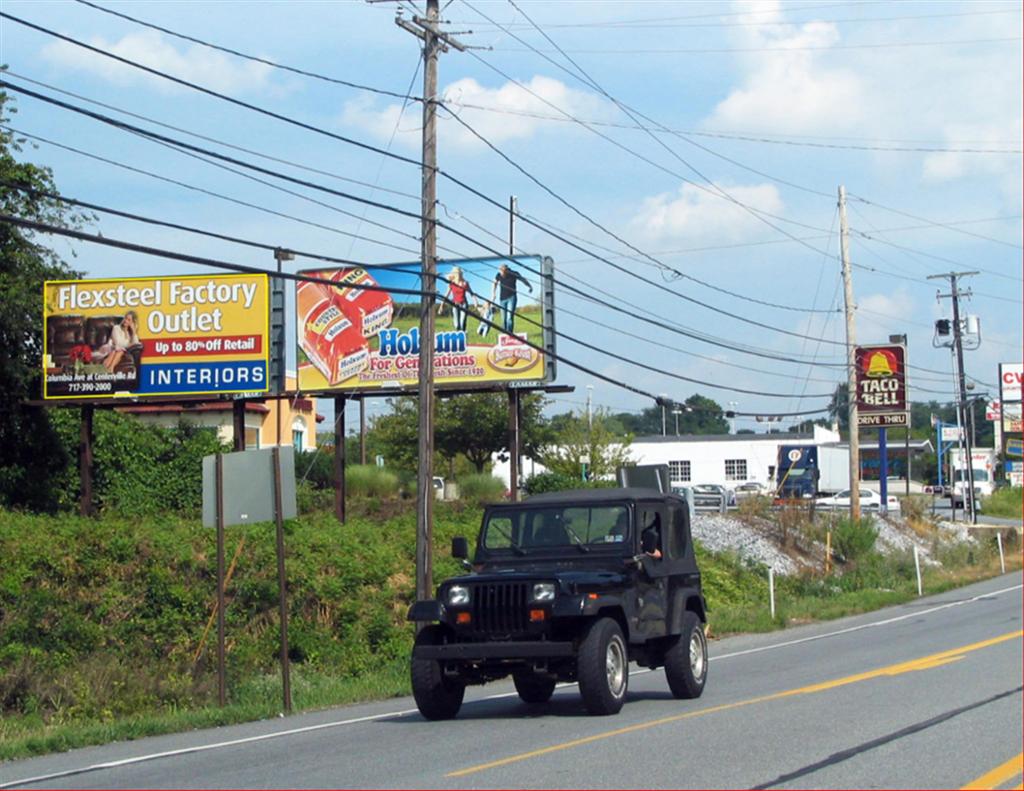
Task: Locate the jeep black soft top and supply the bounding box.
[407,487,708,719]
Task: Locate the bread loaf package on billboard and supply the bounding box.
[296,275,369,385]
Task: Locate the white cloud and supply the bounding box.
[629,181,784,244]
[704,2,866,134]
[701,1,1022,191]
[856,289,918,344]
[42,30,279,95]
[340,75,608,149]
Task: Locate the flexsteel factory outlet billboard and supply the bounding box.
[43,274,269,399]
[296,256,555,393]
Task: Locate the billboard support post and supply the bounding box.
[508,389,520,502]
[334,396,346,525]
[214,452,227,707]
[359,397,367,465]
[79,404,93,517]
[879,427,888,513]
[232,400,245,452]
[271,447,292,713]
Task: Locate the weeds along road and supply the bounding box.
[2,572,1021,790]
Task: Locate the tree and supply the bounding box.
[538,409,633,481]
[827,383,849,433]
[371,392,550,474]
[0,89,92,511]
[604,393,729,438]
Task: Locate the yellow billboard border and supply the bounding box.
[42,273,271,400]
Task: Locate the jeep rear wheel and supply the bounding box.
[411,625,465,720]
[514,673,557,704]
[577,617,628,715]
[665,612,707,699]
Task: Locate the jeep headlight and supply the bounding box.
[447,585,470,606]
[532,582,556,602]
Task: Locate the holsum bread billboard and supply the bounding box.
[296,256,553,392]
[43,274,269,399]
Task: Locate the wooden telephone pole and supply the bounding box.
[396,0,466,609]
[838,185,861,521]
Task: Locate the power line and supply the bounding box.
[1,173,838,399]
[454,5,1017,30]
[4,70,421,202]
[3,126,425,257]
[72,0,424,102]
[4,83,854,377]
[443,101,1024,154]
[0,212,835,417]
[0,26,842,323]
[491,36,1023,55]
[848,191,1024,250]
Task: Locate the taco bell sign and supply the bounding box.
[855,344,908,427]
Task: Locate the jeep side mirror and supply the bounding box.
[452,536,469,559]
[641,530,657,555]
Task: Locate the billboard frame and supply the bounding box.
[295,254,556,396]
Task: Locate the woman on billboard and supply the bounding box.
[99,310,141,373]
[439,267,477,332]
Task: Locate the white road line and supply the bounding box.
[710,582,1023,662]
[2,579,1020,789]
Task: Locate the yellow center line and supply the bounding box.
[961,753,1023,790]
[448,629,1023,779]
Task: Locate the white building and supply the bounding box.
[492,425,844,491]
[629,425,842,488]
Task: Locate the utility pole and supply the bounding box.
[396,0,465,609]
[507,194,521,502]
[838,186,861,520]
[928,271,980,524]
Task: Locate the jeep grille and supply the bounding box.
[469,581,529,634]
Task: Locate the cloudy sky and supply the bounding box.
[3,0,1021,428]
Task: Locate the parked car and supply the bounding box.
[733,481,767,500]
[692,484,736,509]
[817,488,901,513]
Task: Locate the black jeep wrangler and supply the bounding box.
[407,488,707,719]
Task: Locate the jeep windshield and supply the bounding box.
[482,504,630,553]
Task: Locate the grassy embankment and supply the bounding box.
[1,502,1019,762]
[981,487,1023,519]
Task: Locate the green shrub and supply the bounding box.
[981,487,1022,519]
[49,411,226,517]
[295,449,335,490]
[523,471,615,495]
[345,465,399,498]
[457,474,506,503]
[832,516,879,563]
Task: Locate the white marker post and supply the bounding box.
[768,567,776,620]
[996,532,1005,574]
[913,545,923,597]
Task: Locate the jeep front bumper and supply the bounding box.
[413,641,575,661]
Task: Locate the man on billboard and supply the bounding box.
[491,263,533,334]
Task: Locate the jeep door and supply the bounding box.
[634,501,668,640]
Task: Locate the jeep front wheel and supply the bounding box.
[664,611,707,699]
[411,625,465,720]
[577,617,628,715]
[514,672,556,704]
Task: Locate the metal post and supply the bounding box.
[359,397,367,465]
[905,426,911,497]
[996,532,1005,574]
[271,447,292,713]
[838,185,861,520]
[233,399,246,451]
[913,545,923,596]
[215,453,227,707]
[768,568,776,620]
[879,427,888,514]
[79,404,94,517]
[334,396,346,524]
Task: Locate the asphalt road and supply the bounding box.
[2,572,1021,790]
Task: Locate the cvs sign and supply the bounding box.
[1000,362,1023,403]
